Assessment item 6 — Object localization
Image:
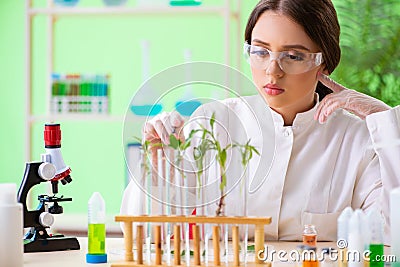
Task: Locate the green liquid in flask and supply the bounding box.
[88,223,106,254]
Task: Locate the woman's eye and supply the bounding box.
[285,52,305,61]
[252,50,269,57]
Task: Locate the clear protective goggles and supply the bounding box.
[243,42,324,75]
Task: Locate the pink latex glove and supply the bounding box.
[314,73,390,123]
[143,111,185,145]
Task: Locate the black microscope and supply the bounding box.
[17,123,80,253]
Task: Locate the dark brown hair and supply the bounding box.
[244,0,341,100]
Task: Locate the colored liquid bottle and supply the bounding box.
[86,192,107,263]
[303,246,319,267]
[368,209,384,267]
[303,224,317,246]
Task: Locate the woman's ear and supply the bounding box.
[319,63,329,75]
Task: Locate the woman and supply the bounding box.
[121,0,400,243]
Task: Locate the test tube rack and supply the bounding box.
[112,215,272,267]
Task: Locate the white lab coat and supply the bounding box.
[121,94,400,244]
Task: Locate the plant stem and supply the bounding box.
[215,190,225,216]
[215,169,226,216]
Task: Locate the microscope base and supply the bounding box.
[24,235,80,253]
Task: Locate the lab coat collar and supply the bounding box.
[269,93,320,127]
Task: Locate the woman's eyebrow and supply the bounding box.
[282,44,311,52]
[252,39,311,51]
[252,39,270,47]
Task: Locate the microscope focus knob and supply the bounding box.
[39,212,54,227]
[38,162,56,180]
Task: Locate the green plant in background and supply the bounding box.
[333,0,400,107]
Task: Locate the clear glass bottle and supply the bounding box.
[303,224,317,246]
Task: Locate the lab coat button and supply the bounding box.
[283,129,291,137]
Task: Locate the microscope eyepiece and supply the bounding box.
[44,124,61,149]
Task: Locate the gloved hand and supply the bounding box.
[143,111,185,145]
[314,72,391,123]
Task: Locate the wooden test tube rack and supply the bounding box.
[111,215,272,267]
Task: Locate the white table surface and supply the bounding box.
[23,237,124,267]
[22,237,338,266]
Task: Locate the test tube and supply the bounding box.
[157,149,164,216]
[174,150,184,253]
[195,154,204,263]
[178,150,190,265]
[215,160,228,264]
[139,148,146,216]
[241,165,249,264]
[138,148,146,263]
[175,151,182,217]
[165,148,172,265]
[202,154,211,263]
[145,148,152,264]
[157,148,165,232]
[183,172,190,266]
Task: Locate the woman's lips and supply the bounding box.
[263,84,285,96]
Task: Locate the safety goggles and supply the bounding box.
[243,42,323,75]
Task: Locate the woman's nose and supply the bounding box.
[265,59,284,77]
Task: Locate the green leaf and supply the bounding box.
[182,140,191,150]
[210,113,216,130]
[169,134,179,149]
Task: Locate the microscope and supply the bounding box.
[17,123,80,253]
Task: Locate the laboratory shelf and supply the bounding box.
[25,0,242,162]
[27,6,234,16]
[28,114,124,123]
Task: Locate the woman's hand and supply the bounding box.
[314,73,391,123]
[143,111,185,145]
